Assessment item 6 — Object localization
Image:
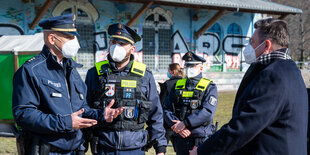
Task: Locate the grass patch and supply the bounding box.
[0,91,236,154]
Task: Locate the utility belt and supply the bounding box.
[16,131,84,155]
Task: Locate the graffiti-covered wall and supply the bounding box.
[0,0,262,72]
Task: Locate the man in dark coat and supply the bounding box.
[190,18,308,155]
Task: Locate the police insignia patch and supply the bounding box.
[209,96,217,106]
[105,84,115,97]
[190,100,199,109]
[124,106,135,119]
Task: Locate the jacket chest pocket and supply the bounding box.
[42,79,65,98]
[74,82,85,101]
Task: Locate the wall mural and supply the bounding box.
[172,30,189,54]
[2,7,23,24]
[94,31,108,51]
[172,32,249,71]
[223,35,250,70]
[0,23,24,36]
[93,29,249,71]
[197,33,220,55]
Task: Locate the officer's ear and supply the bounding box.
[47,33,56,45]
[199,64,204,72]
[130,45,136,54]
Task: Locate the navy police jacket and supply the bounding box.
[198,53,308,154]
[12,46,106,151]
[159,76,183,104]
[85,55,167,153]
[163,73,218,138]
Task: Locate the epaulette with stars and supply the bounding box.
[26,56,39,64]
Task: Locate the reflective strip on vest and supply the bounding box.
[195,78,212,91]
[175,79,187,90]
[175,78,212,91]
[95,60,110,75]
[131,61,146,77]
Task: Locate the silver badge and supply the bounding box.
[105,84,115,97]
[52,92,62,98]
[124,106,135,119]
[190,100,199,109]
[209,96,217,106]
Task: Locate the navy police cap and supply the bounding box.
[108,23,141,45]
[39,13,79,36]
[182,52,206,66]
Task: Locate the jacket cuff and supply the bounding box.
[63,114,73,130]
[183,118,191,128]
[155,146,166,154]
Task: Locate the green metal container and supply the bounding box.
[0,54,36,122]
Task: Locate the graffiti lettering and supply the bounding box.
[172,30,189,53]
[197,33,220,55]
[223,35,249,55]
[225,55,240,70]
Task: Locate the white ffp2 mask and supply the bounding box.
[243,41,265,64]
[109,43,127,62]
[186,67,200,78]
[54,35,80,58]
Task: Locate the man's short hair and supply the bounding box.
[254,18,290,48]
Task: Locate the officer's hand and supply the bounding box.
[71,108,98,129]
[189,146,198,155]
[104,99,124,123]
[156,153,165,155]
[171,120,185,133]
[179,128,191,138]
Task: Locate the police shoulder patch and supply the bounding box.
[209,96,217,106]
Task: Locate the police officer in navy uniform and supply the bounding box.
[190,18,308,155]
[163,52,218,155]
[12,14,123,155]
[85,23,167,155]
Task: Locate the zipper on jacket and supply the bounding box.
[63,69,74,150]
[62,69,73,113]
[117,72,123,150]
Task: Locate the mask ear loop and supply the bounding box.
[52,34,63,52]
[254,41,267,59]
[53,34,63,43]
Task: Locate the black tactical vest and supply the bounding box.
[92,60,151,131]
[173,78,212,121]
